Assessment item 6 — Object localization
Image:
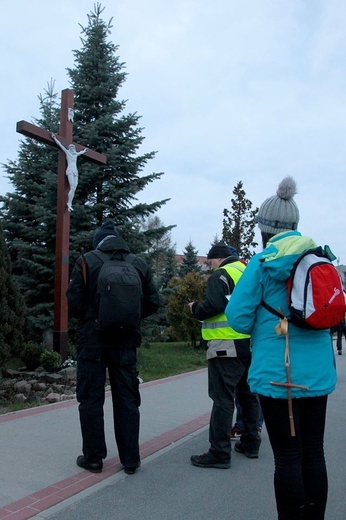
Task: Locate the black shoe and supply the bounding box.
[76,455,103,473]
[234,441,259,459]
[338,350,342,355]
[124,461,141,474]
[190,453,230,469]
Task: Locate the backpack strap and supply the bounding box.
[81,248,88,286]
[92,249,111,263]
[260,299,285,319]
[92,250,133,263]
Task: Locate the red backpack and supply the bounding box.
[262,247,346,330]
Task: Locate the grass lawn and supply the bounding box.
[137,342,207,382]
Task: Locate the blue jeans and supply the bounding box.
[77,347,140,467]
[208,357,260,462]
[259,395,328,520]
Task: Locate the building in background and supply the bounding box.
[336,265,346,290]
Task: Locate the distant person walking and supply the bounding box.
[67,221,159,475]
[335,314,346,355]
[188,243,260,469]
[225,177,337,520]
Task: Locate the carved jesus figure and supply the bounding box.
[51,133,88,211]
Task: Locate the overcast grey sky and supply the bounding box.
[1,0,345,260]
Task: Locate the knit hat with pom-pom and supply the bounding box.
[256,176,300,234]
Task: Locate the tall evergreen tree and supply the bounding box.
[0,4,171,341]
[161,248,178,288]
[222,180,258,261]
[179,241,201,277]
[1,83,60,338]
[67,3,170,257]
[0,222,26,370]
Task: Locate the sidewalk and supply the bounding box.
[1,341,346,520]
[0,368,210,519]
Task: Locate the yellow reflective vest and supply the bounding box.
[202,261,250,341]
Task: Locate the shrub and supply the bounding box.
[40,350,62,373]
[21,342,44,371]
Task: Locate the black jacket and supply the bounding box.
[191,256,251,361]
[191,256,239,320]
[67,236,160,350]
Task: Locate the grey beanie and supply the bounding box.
[256,176,300,234]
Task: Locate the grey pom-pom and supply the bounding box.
[276,176,297,200]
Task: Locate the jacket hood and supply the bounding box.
[260,231,317,281]
[96,235,131,253]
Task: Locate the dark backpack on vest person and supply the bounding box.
[92,250,143,331]
[261,247,346,330]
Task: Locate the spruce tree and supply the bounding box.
[1,83,60,339]
[0,222,26,370]
[0,4,171,342]
[222,180,258,261]
[67,3,170,257]
[179,241,201,277]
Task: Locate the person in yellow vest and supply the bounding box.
[188,243,261,468]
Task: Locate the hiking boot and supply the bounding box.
[230,424,244,441]
[76,455,103,473]
[234,441,259,459]
[190,452,230,469]
[124,461,141,474]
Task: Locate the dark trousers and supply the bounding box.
[259,395,328,520]
[76,348,140,467]
[208,357,260,462]
[336,326,346,352]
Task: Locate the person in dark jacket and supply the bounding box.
[188,243,260,469]
[67,221,159,475]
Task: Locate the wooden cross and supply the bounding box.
[17,89,107,360]
[270,317,308,436]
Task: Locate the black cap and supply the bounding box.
[207,243,235,259]
[93,221,119,249]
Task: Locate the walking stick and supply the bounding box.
[270,312,308,437]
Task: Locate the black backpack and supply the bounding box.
[93,250,143,331]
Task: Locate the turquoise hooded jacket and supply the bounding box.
[225,231,337,399]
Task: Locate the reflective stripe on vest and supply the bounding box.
[202,261,250,340]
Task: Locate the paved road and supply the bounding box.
[1,340,345,520]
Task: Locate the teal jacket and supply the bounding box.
[225,231,337,399]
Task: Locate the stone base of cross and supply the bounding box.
[17,89,107,360]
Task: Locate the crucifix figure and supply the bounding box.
[17,89,107,359]
[270,316,308,436]
[51,133,88,211]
